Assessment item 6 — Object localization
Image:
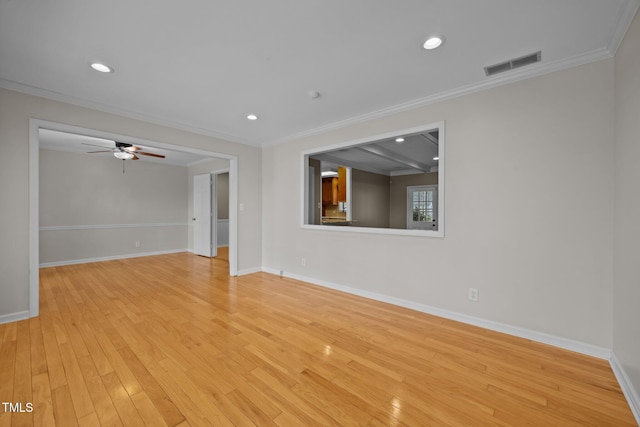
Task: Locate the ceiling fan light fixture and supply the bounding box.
[90,62,113,73]
[423,36,444,50]
[114,151,134,160]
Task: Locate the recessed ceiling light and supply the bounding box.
[423,36,444,50]
[395,137,405,143]
[90,62,113,73]
[433,156,439,161]
[246,114,258,120]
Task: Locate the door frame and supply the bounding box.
[212,168,230,250]
[29,119,239,317]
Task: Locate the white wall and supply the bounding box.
[39,149,188,264]
[0,87,262,321]
[263,58,615,348]
[614,8,640,410]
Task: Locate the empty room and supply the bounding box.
[1,1,639,425]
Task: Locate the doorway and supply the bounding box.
[29,119,239,317]
[407,185,438,230]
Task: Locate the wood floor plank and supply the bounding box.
[32,372,55,427]
[138,353,216,427]
[51,385,79,427]
[100,371,145,427]
[28,318,48,378]
[39,310,68,391]
[0,253,634,426]
[0,323,17,423]
[246,367,340,427]
[117,346,184,427]
[58,342,96,419]
[12,321,33,427]
[292,368,375,426]
[94,331,143,397]
[83,375,122,427]
[129,391,169,427]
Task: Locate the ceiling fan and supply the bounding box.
[83,141,166,161]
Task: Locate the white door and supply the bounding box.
[193,173,217,257]
[407,185,438,230]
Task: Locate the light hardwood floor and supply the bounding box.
[0,253,635,426]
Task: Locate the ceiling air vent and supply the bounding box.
[484,51,541,76]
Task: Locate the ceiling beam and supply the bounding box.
[356,145,430,173]
[310,153,391,176]
[420,133,439,147]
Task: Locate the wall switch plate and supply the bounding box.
[468,288,479,302]
[135,241,141,248]
[301,258,306,266]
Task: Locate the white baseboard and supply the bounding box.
[39,249,188,267]
[0,310,30,325]
[237,266,262,276]
[187,246,229,252]
[262,267,611,360]
[610,352,640,425]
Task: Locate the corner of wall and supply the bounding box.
[610,352,640,424]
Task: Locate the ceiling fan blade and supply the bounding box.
[86,150,112,154]
[124,145,142,152]
[137,151,165,158]
[82,142,113,149]
[132,154,140,160]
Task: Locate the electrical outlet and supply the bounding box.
[301,258,306,266]
[279,270,284,277]
[135,241,141,248]
[468,288,479,302]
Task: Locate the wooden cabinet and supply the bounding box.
[322,177,339,205]
[323,167,347,206]
[322,178,333,205]
[337,167,347,202]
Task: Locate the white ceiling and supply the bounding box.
[2,1,638,147]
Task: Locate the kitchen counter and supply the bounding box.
[321,217,354,226]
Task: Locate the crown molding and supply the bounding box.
[269,47,614,147]
[608,0,640,54]
[0,78,259,147]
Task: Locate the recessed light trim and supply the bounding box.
[90,62,113,73]
[423,36,444,50]
[246,114,258,121]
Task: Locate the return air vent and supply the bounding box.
[484,51,541,76]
